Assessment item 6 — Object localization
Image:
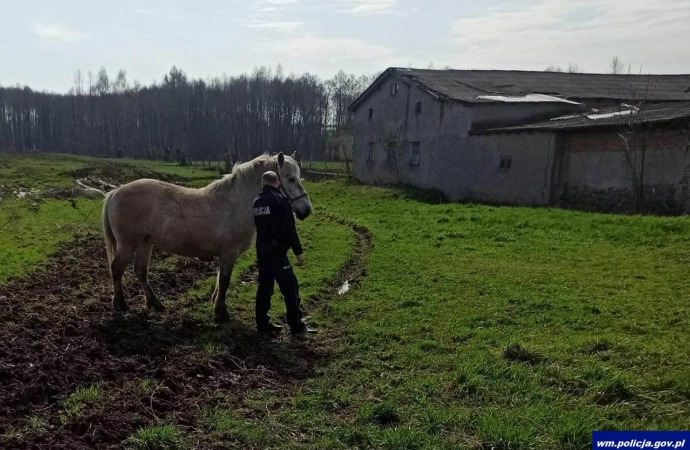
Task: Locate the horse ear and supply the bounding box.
[290,151,296,158]
[278,152,285,167]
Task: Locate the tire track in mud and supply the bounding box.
[0,215,373,449]
[303,213,373,307]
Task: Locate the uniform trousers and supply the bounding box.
[255,252,303,332]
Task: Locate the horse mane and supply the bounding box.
[202,153,276,195]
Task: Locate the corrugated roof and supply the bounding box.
[471,101,690,134]
[348,68,690,111]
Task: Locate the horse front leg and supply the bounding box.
[212,256,236,324]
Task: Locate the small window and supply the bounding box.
[391,83,399,95]
[415,102,422,114]
[498,157,512,171]
[410,141,420,165]
[368,108,373,119]
[386,142,396,162]
[367,142,375,161]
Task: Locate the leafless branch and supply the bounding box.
[614,74,653,212]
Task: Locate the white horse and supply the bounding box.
[101,152,311,323]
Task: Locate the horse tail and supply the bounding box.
[102,190,117,278]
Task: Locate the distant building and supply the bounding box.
[348,68,690,214]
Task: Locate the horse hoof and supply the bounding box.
[213,309,229,324]
[147,300,166,313]
[113,298,128,313]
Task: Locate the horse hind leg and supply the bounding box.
[134,240,165,312]
[111,243,135,313]
[213,256,237,324]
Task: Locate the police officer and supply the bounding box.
[252,170,314,336]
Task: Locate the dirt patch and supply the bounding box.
[67,162,186,186]
[239,262,259,285]
[0,215,374,449]
[41,179,109,201]
[41,162,189,202]
[10,162,191,205]
[13,187,41,200]
[0,234,323,449]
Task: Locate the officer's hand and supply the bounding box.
[296,254,305,267]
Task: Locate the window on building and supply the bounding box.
[410,141,420,165]
[368,108,373,120]
[386,142,396,162]
[367,142,375,161]
[498,156,512,171]
[391,83,399,95]
[415,102,422,114]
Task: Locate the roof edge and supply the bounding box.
[348,67,463,113]
[348,67,690,112]
[347,68,395,113]
[470,114,690,135]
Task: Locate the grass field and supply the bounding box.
[302,160,350,174]
[1,152,689,449]
[0,153,217,283]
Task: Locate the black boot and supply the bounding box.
[290,321,317,336]
[257,322,283,334]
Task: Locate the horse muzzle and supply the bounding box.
[295,205,312,221]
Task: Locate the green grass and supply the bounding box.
[123,158,222,180]
[222,180,690,449]
[3,153,690,449]
[61,383,104,422]
[140,379,156,394]
[177,209,354,354]
[0,415,50,442]
[205,408,270,447]
[26,416,48,434]
[0,152,222,283]
[0,198,102,283]
[125,425,181,450]
[0,152,95,190]
[302,160,350,174]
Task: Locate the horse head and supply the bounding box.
[274,152,312,220]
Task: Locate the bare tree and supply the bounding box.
[0,65,335,161]
[112,69,128,94]
[615,76,652,213]
[96,67,110,96]
[87,71,95,96]
[567,63,584,73]
[74,69,84,96]
[610,56,625,75]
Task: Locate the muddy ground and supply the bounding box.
[0,220,371,449]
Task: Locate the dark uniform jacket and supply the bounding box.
[252,185,303,259]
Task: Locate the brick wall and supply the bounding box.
[564,127,688,153]
[559,125,690,215]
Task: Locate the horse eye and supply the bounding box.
[288,177,297,183]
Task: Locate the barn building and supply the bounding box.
[347,68,690,214]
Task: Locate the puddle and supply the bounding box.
[75,178,107,197]
[337,280,351,295]
[14,188,41,199]
[76,177,119,192]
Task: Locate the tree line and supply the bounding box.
[545,55,640,75]
[0,65,378,163]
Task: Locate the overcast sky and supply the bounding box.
[3,0,690,93]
